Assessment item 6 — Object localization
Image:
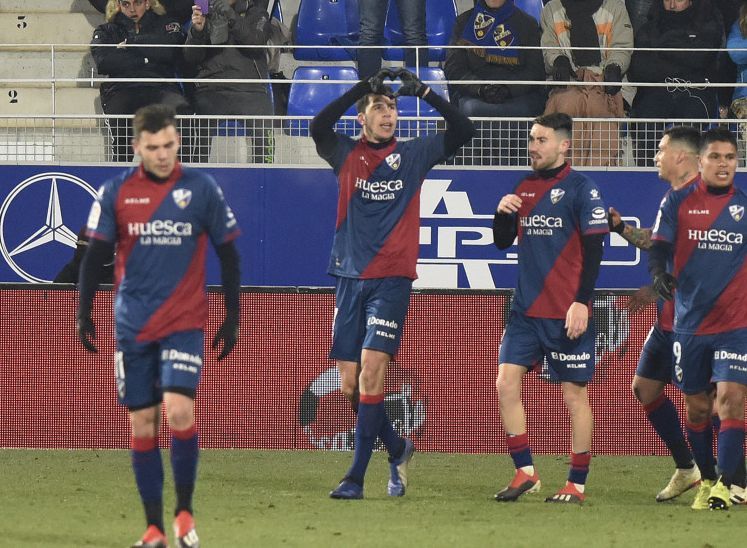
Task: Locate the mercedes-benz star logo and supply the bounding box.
[0,172,98,282]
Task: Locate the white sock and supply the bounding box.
[520,465,535,476]
[572,482,585,493]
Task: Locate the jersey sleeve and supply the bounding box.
[318,133,357,175]
[576,179,609,235]
[411,134,448,171]
[652,190,678,243]
[85,182,118,243]
[204,177,241,246]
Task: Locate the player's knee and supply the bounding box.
[562,384,590,414]
[166,406,195,431]
[716,386,747,420]
[496,375,520,401]
[684,396,712,424]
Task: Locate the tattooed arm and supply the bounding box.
[608,206,652,250]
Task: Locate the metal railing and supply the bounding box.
[2,43,746,167]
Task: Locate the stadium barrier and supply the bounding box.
[1,284,707,455]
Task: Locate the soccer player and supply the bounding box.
[650,127,747,511]
[310,67,474,499]
[493,112,608,504]
[76,104,241,546]
[607,126,702,501]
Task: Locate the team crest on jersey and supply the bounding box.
[385,153,401,170]
[172,188,192,209]
[550,188,565,204]
[473,13,495,40]
[729,205,744,222]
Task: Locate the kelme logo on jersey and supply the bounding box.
[172,188,192,209]
[729,204,744,222]
[385,153,401,170]
[550,188,565,204]
[590,189,601,201]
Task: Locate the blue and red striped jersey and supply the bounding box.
[511,165,609,319]
[86,164,240,342]
[319,133,447,280]
[652,179,747,335]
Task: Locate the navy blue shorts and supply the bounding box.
[330,276,412,362]
[499,311,596,382]
[635,324,674,383]
[673,329,747,394]
[115,329,204,409]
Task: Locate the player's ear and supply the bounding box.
[131,137,139,157]
[356,112,366,127]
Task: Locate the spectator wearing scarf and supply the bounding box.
[444,0,546,165]
[540,0,633,166]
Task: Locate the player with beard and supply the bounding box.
[493,112,608,504]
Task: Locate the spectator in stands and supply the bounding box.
[185,0,274,163]
[540,0,633,167]
[727,3,747,148]
[358,0,429,79]
[444,0,546,165]
[626,0,655,32]
[628,0,723,166]
[88,0,195,23]
[716,0,740,117]
[91,0,190,162]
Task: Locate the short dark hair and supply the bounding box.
[355,87,396,114]
[700,127,737,153]
[663,126,700,154]
[133,104,177,139]
[533,112,572,140]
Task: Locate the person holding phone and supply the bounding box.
[184,0,275,163]
[90,0,191,162]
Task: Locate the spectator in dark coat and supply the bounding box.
[88,0,195,23]
[185,0,274,163]
[628,0,723,166]
[91,0,190,162]
[444,0,546,165]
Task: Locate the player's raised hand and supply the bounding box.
[394,68,429,98]
[212,312,239,361]
[76,314,98,353]
[497,194,522,214]
[608,206,625,234]
[565,302,589,340]
[368,68,396,95]
[652,272,677,301]
[628,285,657,314]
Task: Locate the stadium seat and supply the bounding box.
[389,67,449,136]
[382,0,457,63]
[285,66,359,136]
[515,0,544,22]
[293,0,360,61]
[270,0,283,22]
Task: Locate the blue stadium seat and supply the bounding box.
[285,66,360,135]
[293,0,360,61]
[271,0,283,22]
[389,67,449,136]
[515,0,544,22]
[383,0,457,63]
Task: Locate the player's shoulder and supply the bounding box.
[566,169,599,189]
[99,166,138,198]
[179,166,223,194]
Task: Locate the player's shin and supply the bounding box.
[171,424,199,515]
[131,436,165,533]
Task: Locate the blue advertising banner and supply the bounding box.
[0,165,690,288]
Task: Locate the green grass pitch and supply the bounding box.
[1,450,741,547]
